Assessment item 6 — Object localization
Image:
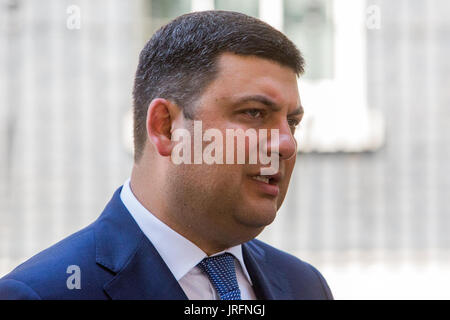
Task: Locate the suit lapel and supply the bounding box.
[103,235,188,300]
[242,241,293,300]
[94,187,188,300]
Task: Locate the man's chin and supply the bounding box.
[238,199,278,230]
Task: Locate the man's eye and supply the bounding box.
[243,109,264,119]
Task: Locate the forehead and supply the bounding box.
[203,53,301,110]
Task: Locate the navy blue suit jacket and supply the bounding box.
[0,187,333,300]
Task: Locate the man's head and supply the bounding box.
[133,10,303,161]
[131,11,304,254]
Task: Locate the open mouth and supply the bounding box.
[251,172,281,185]
[249,172,281,197]
[252,175,274,185]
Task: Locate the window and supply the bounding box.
[284,0,334,80]
[215,0,259,17]
[144,0,191,34]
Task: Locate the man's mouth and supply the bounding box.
[251,172,281,185]
[252,175,270,184]
[250,172,281,197]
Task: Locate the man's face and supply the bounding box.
[167,53,302,246]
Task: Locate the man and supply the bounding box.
[0,11,333,300]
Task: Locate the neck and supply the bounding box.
[130,163,237,256]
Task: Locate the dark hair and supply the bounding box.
[132,10,304,161]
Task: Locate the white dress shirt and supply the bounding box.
[120,179,256,300]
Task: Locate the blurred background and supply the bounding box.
[1,0,449,299]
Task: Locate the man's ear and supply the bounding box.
[146,98,179,157]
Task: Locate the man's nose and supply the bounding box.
[268,122,297,160]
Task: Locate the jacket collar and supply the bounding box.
[94,187,187,300]
[242,241,292,299]
[95,187,291,300]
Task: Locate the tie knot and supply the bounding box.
[198,253,242,300]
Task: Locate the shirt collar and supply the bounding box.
[120,179,252,284]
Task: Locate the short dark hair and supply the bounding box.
[132,10,304,161]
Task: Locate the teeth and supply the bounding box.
[252,175,270,184]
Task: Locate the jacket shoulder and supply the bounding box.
[248,239,333,300]
[0,224,110,299]
[0,279,42,300]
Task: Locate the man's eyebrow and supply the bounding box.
[234,94,304,116]
[232,95,281,112]
[232,94,304,115]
